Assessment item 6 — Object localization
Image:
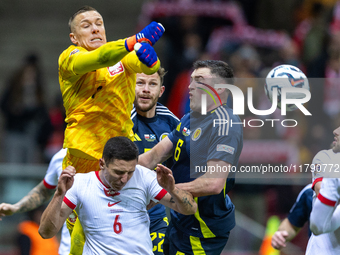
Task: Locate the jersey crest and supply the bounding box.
[69,49,79,56]
[107,62,124,76]
[192,128,202,141]
[160,132,169,141]
[104,189,120,197]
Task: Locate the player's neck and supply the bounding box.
[99,170,113,190]
[137,106,156,118]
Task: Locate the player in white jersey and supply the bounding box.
[39,137,197,255]
[0,148,70,255]
[306,125,340,255]
[310,178,340,233]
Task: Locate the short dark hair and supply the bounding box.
[102,137,139,165]
[69,6,98,32]
[193,60,234,84]
[157,67,167,85]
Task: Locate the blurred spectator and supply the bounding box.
[17,205,59,255]
[301,3,330,66]
[323,46,340,118]
[0,54,52,163]
[279,38,302,68]
[43,94,66,162]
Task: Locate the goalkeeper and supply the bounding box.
[58,5,164,254]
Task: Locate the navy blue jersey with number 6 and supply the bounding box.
[167,104,243,238]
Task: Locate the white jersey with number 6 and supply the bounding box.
[63,165,167,255]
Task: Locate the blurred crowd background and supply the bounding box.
[0,0,339,254]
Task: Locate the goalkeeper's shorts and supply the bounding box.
[62,149,100,174]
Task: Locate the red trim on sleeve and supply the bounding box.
[63,197,76,210]
[312,177,323,190]
[318,193,337,207]
[154,189,167,201]
[43,179,57,190]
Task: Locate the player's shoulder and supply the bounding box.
[297,183,313,200]
[59,45,86,63]
[322,177,340,187]
[312,149,333,164]
[179,111,190,124]
[51,148,67,162]
[131,104,137,120]
[210,105,243,134]
[135,164,156,176]
[133,165,157,186]
[156,103,180,125]
[213,104,241,121]
[74,171,96,184]
[46,148,67,174]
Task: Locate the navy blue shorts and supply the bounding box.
[164,221,229,255]
[150,217,169,255]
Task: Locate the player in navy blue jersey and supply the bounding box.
[131,67,179,255]
[139,60,243,255]
[271,183,313,250]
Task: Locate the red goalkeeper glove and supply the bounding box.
[125,22,165,52]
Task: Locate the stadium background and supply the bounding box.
[0,0,339,254]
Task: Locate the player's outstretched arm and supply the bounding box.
[0,181,54,220]
[71,22,164,75]
[157,164,197,215]
[139,136,173,170]
[176,159,230,197]
[39,166,75,239]
[271,218,300,250]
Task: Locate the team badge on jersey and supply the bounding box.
[217,144,235,155]
[160,132,169,141]
[192,128,202,141]
[107,62,124,76]
[68,212,78,224]
[182,127,191,136]
[144,134,156,142]
[69,49,80,56]
[104,189,120,197]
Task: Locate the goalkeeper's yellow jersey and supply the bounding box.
[59,40,159,160]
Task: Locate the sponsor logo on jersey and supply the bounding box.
[191,128,202,141]
[108,201,121,207]
[110,209,124,213]
[104,189,120,197]
[182,127,191,136]
[69,49,79,56]
[107,62,124,76]
[160,132,169,141]
[217,144,235,154]
[144,134,156,142]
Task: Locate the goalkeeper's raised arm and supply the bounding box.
[59,5,166,174]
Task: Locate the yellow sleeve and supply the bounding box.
[72,39,130,75]
[122,51,160,75]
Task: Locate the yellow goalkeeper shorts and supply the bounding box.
[62,149,100,174]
